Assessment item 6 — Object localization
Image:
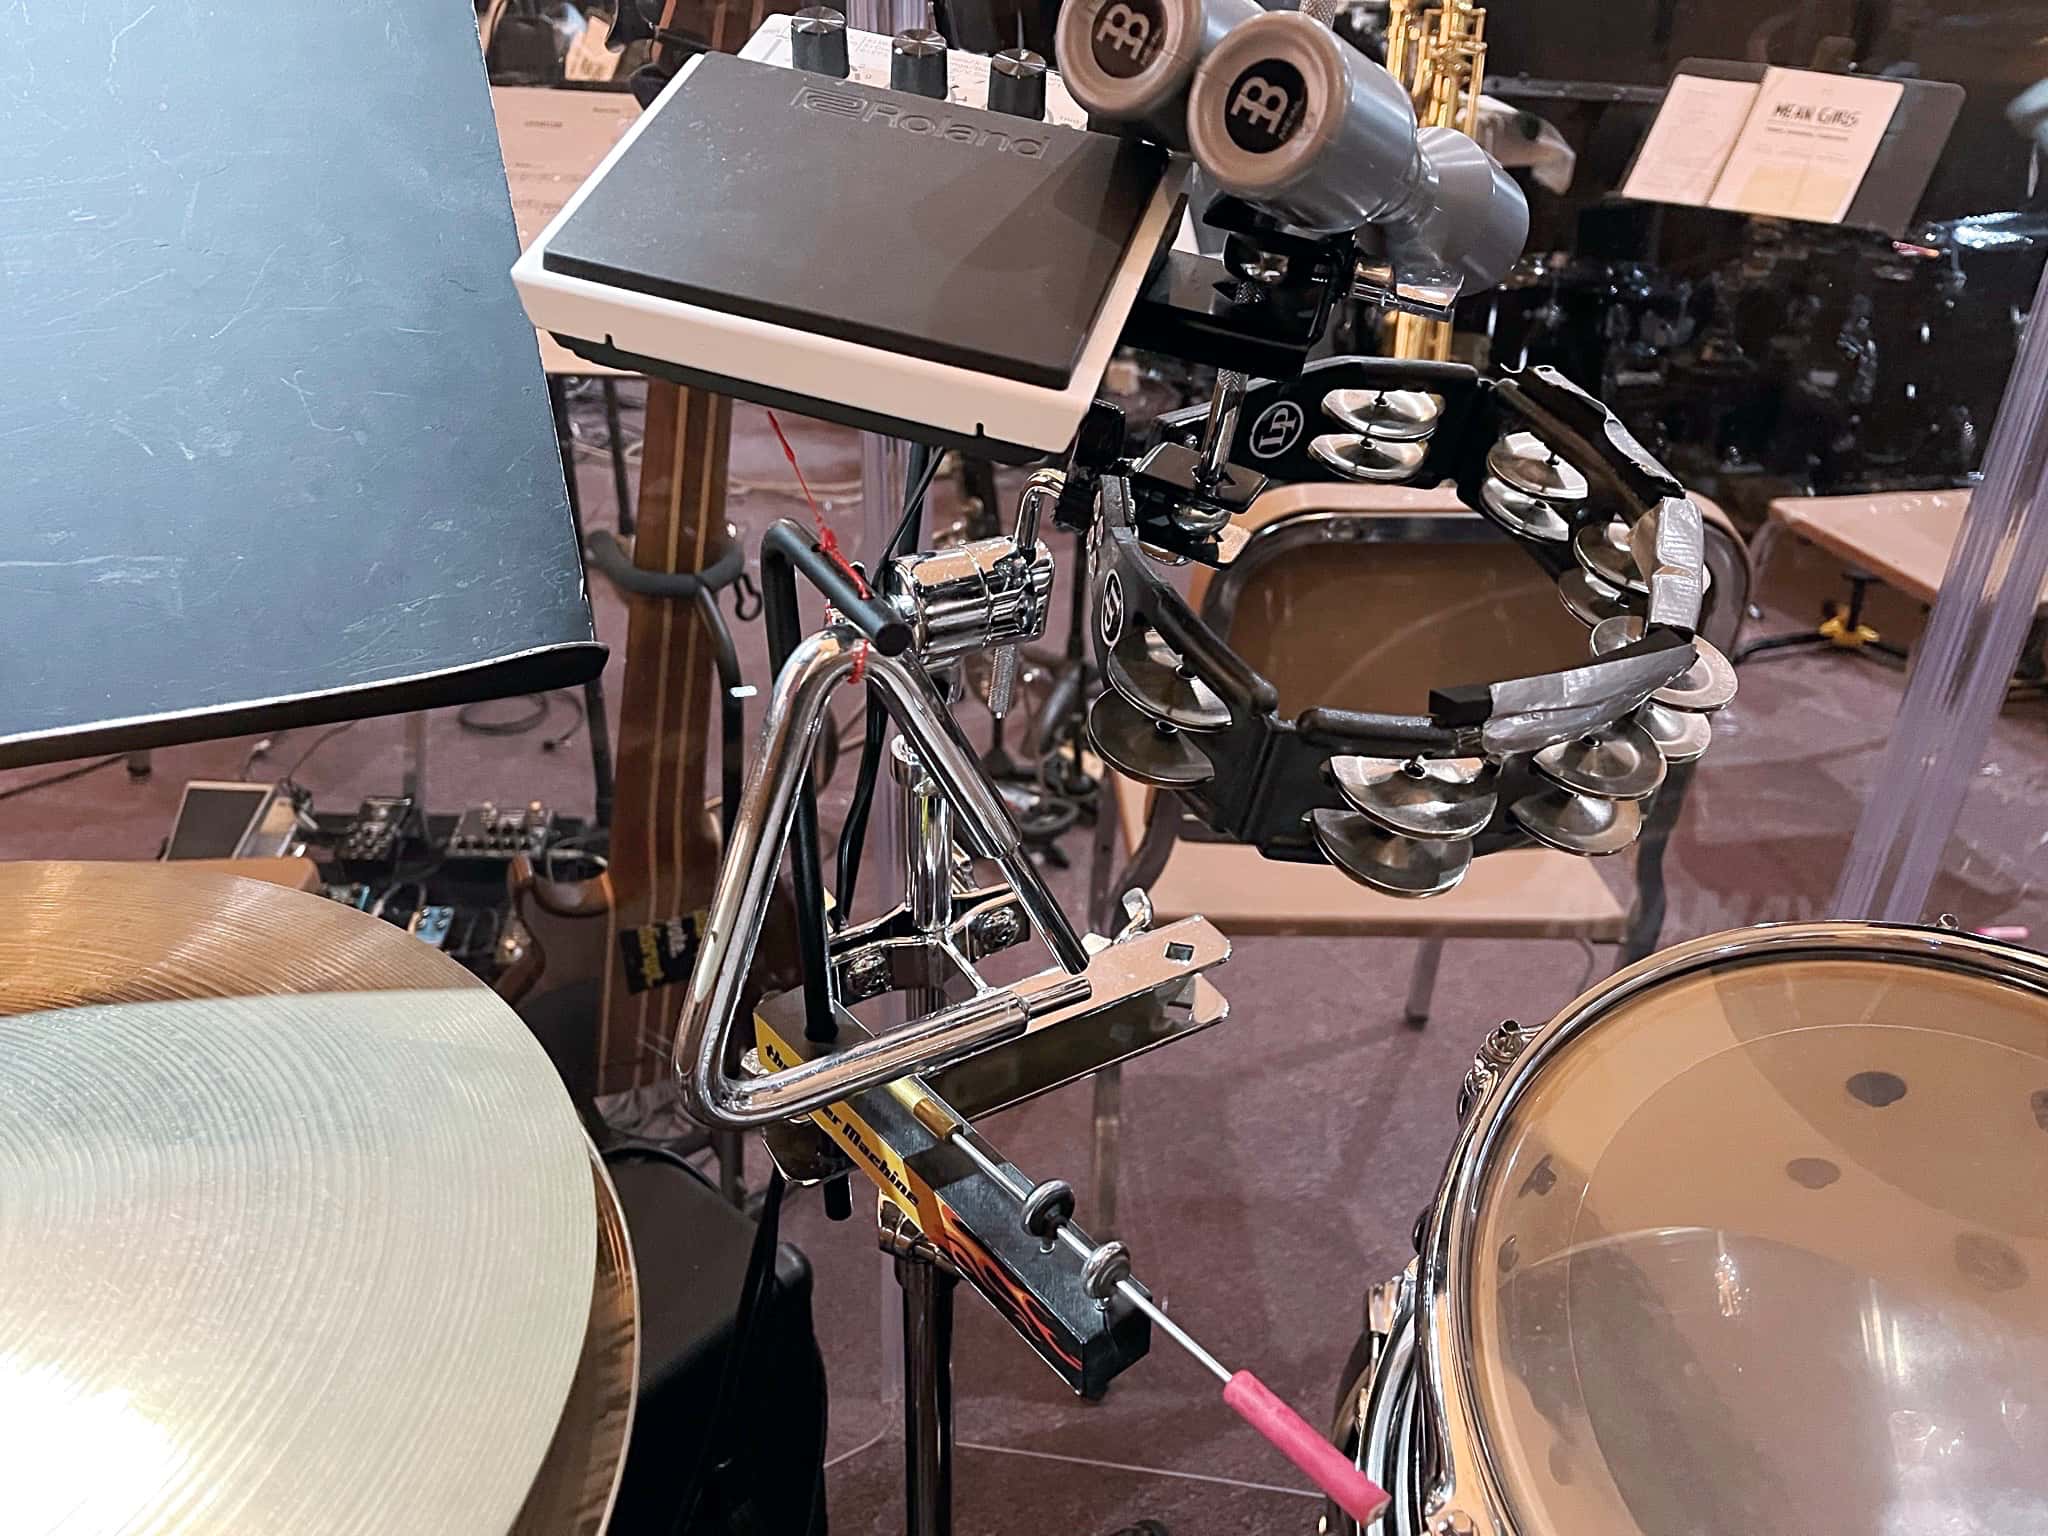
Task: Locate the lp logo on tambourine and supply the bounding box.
[1099,569,1125,648]
[1248,400,1304,459]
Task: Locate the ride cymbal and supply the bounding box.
[1557,566,1637,628]
[1487,431,1588,501]
[1533,718,1667,801]
[1637,699,1713,763]
[1309,432,1427,482]
[1321,387,1441,442]
[1089,688,1215,787]
[1311,808,1472,897]
[1105,628,1231,731]
[0,865,597,1536]
[1329,755,1497,840]
[1509,787,1645,855]
[1477,476,1570,543]
[513,1153,639,1536]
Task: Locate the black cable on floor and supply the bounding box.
[0,754,126,803]
[457,693,550,735]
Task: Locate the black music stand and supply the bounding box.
[0,3,604,769]
[1617,58,1964,238]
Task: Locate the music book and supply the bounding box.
[1624,66,1905,226]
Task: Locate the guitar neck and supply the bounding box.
[598,382,734,1094]
[591,0,785,1098]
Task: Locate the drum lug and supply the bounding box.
[1365,1264,1415,1350]
[1456,1018,1543,1122]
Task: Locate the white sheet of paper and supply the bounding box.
[1621,74,1758,208]
[1708,67,1904,224]
[490,86,642,375]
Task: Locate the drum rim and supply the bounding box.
[1410,919,2048,1536]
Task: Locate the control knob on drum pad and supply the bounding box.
[1532,719,1667,801]
[790,6,850,77]
[1105,628,1231,731]
[1321,388,1440,442]
[1309,432,1427,482]
[988,47,1049,119]
[1311,808,1472,897]
[1509,786,1644,854]
[890,27,949,98]
[1329,755,1496,841]
[1088,688,1216,786]
[1488,431,1588,501]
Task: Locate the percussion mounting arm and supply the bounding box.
[674,500,1231,1132]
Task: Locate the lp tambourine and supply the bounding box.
[1329,921,2048,1535]
[1079,358,1736,898]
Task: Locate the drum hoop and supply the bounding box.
[1411,919,2048,1536]
[1373,1312,1419,1536]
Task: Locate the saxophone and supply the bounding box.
[1382,0,1488,360]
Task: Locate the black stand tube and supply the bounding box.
[760,526,842,1045]
[601,377,635,537]
[898,1251,956,1536]
[549,376,616,830]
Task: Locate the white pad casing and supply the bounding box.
[512,19,1187,460]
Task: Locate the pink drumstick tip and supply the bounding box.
[1222,1370,1390,1525]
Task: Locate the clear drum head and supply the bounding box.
[1451,935,2048,1536]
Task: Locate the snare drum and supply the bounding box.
[1330,923,2048,1536]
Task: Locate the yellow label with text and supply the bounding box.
[754,1013,941,1224]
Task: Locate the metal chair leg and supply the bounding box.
[1090,1063,1122,1237]
[1403,937,1445,1027]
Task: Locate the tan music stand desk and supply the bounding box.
[1745,489,2048,660]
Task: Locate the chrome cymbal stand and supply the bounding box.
[678,456,1403,1534]
[889,734,961,1536]
[676,469,1244,1534]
